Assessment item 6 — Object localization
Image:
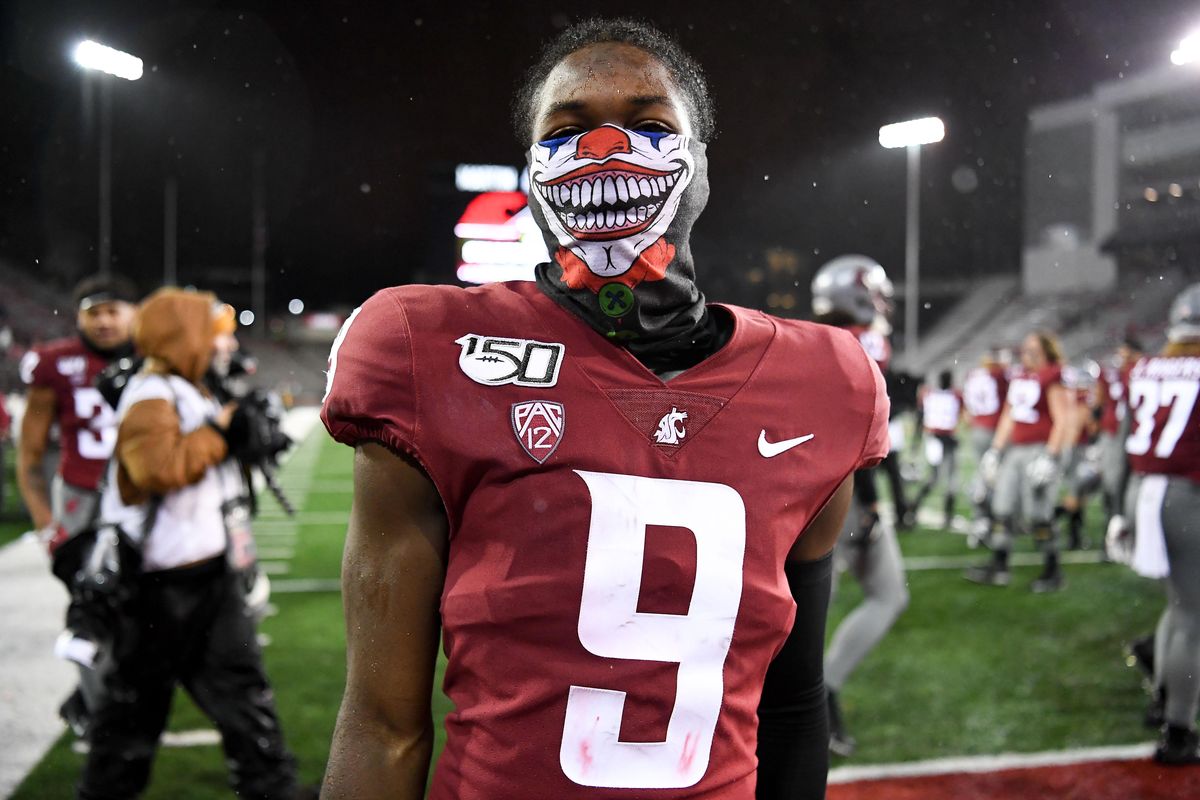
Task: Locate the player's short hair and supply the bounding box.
[73,274,140,310]
[512,17,716,144]
[938,369,953,389]
[1121,334,1143,352]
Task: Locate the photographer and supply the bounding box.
[80,287,304,800]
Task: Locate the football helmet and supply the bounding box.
[1168,282,1200,342]
[811,254,893,326]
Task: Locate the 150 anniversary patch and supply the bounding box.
[455,334,565,387]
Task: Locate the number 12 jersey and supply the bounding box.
[322,280,889,799]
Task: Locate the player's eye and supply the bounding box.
[539,130,581,147]
[632,120,675,134]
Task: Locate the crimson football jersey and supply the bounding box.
[322,280,889,799]
[1005,364,1063,446]
[1098,366,1127,436]
[1125,355,1200,483]
[847,323,890,372]
[962,365,1007,430]
[19,337,116,489]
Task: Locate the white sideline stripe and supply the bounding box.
[260,561,291,575]
[905,550,1105,572]
[827,742,1157,784]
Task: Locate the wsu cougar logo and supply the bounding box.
[653,407,688,446]
[529,125,693,293]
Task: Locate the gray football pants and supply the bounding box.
[1127,473,1200,728]
[967,426,995,510]
[826,497,909,691]
[991,443,1059,551]
[1097,432,1129,516]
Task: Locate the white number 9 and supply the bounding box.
[561,470,746,790]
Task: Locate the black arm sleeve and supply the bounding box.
[852,465,879,508]
[755,552,834,800]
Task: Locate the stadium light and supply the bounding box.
[73,40,143,81]
[1171,32,1199,66]
[288,298,305,315]
[72,40,144,276]
[878,117,944,149]
[879,116,945,365]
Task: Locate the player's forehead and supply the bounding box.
[534,43,689,125]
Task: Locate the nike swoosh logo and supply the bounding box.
[758,430,815,458]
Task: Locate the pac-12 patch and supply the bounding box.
[511,401,565,463]
[456,334,565,387]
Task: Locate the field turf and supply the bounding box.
[10,429,1164,797]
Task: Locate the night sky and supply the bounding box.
[2,0,1198,314]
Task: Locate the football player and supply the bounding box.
[1109,284,1200,764]
[1096,338,1141,524]
[911,369,964,529]
[1056,361,1101,550]
[962,349,1009,545]
[810,255,909,757]
[966,331,1074,592]
[17,273,138,733]
[321,19,889,800]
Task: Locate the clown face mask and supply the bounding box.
[529,124,696,290]
[528,124,713,351]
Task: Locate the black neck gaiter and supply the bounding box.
[527,125,726,372]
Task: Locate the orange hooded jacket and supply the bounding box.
[115,288,230,506]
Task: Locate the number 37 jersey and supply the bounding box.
[1126,355,1200,482]
[322,281,890,799]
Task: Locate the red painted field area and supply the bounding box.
[829,758,1200,800]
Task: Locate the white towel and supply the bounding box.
[1133,475,1170,579]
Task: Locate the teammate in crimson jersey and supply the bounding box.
[1096,338,1141,524]
[966,331,1074,592]
[911,370,964,529]
[320,20,889,800]
[962,351,1009,542]
[1056,362,1102,551]
[16,273,138,737]
[17,275,138,539]
[1110,284,1200,764]
[809,255,908,758]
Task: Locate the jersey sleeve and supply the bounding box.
[857,356,891,469]
[321,289,419,456]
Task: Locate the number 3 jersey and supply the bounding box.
[19,336,116,490]
[322,280,890,799]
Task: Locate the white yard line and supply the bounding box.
[828,742,1157,784]
[271,578,342,594]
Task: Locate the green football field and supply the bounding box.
[9,427,1165,797]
